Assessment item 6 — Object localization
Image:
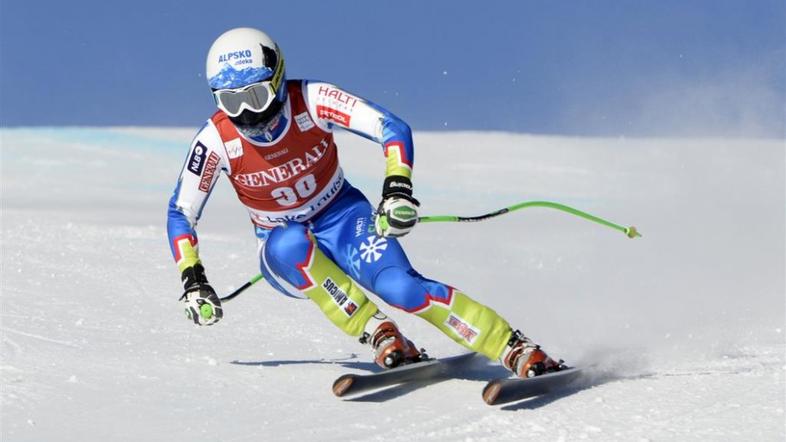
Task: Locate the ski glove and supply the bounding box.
[179,264,223,326]
[375,176,419,238]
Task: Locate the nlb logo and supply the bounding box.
[218,50,253,63]
[187,142,207,176]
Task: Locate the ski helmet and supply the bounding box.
[206,28,287,126]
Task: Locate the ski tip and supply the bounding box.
[332,374,355,397]
[481,380,502,405]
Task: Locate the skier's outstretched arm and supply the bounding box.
[302,80,419,237]
[167,122,229,326]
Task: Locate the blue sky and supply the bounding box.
[1,1,784,137]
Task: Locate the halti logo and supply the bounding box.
[218,50,253,63]
[354,217,367,238]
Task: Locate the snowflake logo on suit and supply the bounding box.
[359,236,387,263]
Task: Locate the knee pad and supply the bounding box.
[265,223,379,337]
[373,267,445,312]
[263,223,313,289]
[265,223,311,265]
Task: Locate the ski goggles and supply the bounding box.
[213,53,286,118]
[213,81,279,117]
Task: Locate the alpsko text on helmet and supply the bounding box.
[217,50,253,63]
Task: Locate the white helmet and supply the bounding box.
[206,28,287,126]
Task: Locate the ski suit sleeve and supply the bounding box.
[167,120,230,273]
[302,80,414,181]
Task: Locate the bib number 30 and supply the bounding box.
[271,174,318,206]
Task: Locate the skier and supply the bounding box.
[167,27,561,378]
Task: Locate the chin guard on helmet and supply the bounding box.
[229,96,286,127]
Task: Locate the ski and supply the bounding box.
[482,367,583,405]
[332,352,478,397]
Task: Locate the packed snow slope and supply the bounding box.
[1,128,784,441]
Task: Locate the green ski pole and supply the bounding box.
[222,200,640,303]
[418,200,641,239]
[219,273,265,302]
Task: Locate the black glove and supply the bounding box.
[178,263,223,326]
[375,176,420,237]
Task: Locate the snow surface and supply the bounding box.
[1,127,784,441]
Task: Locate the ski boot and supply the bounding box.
[500,330,563,378]
[360,321,424,369]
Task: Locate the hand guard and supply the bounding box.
[375,176,420,238]
[179,264,223,326]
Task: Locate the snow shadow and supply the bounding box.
[497,370,626,411]
[230,353,378,371]
[498,347,655,410]
[344,358,509,403]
